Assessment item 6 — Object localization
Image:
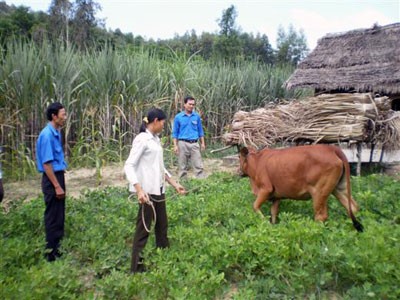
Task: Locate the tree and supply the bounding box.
[0,14,17,42]
[217,5,238,36]
[49,0,72,46]
[71,0,101,49]
[0,1,12,14]
[215,5,242,61]
[276,24,309,66]
[257,34,275,64]
[240,32,274,64]
[31,11,49,44]
[198,32,215,60]
[10,6,35,37]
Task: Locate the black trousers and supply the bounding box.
[0,178,3,202]
[131,193,169,273]
[42,171,65,255]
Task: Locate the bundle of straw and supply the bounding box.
[223,93,395,148]
[373,111,400,150]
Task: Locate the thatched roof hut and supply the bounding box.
[224,23,400,161]
[285,22,400,104]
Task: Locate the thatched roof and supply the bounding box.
[285,23,400,95]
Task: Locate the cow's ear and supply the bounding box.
[240,147,249,156]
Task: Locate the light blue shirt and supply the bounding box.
[36,123,67,173]
[172,111,204,140]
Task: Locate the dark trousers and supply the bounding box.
[131,193,169,273]
[42,172,65,258]
[0,179,3,202]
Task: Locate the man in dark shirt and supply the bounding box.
[36,102,68,262]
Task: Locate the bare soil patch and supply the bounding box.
[384,163,400,180]
[1,158,237,205]
[3,158,397,208]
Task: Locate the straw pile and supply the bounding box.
[223,93,399,149]
[373,110,400,149]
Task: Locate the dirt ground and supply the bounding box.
[2,157,399,208]
[1,158,238,206]
[384,163,400,179]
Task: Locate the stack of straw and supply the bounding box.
[224,93,398,149]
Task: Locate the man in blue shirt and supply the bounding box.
[172,96,206,179]
[36,102,68,262]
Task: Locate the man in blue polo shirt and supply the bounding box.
[36,102,68,262]
[172,96,206,179]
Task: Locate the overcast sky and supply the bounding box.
[5,0,400,49]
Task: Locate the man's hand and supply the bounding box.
[55,186,65,199]
[173,144,179,155]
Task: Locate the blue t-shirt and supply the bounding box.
[36,123,68,173]
[172,111,204,140]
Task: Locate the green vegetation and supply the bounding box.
[0,2,312,180]
[0,39,311,180]
[1,173,399,299]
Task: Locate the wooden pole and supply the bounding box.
[210,145,235,154]
[356,143,362,176]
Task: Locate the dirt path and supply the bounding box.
[2,158,398,207]
[1,158,238,205]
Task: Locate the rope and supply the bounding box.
[127,185,203,233]
[142,200,156,233]
[126,176,231,233]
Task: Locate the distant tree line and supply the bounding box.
[0,1,309,65]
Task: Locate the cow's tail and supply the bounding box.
[334,146,364,232]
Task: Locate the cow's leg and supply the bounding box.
[333,173,359,213]
[253,190,269,219]
[333,189,359,214]
[270,199,280,224]
[334,187,363,232]
[312,195,329,222]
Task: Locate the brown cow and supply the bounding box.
[239,144,363,232]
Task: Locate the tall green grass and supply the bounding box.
[0,40,311,179]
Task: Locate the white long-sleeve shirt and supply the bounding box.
[124,130,171,195]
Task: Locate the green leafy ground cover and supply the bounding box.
[1,173,399,299]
